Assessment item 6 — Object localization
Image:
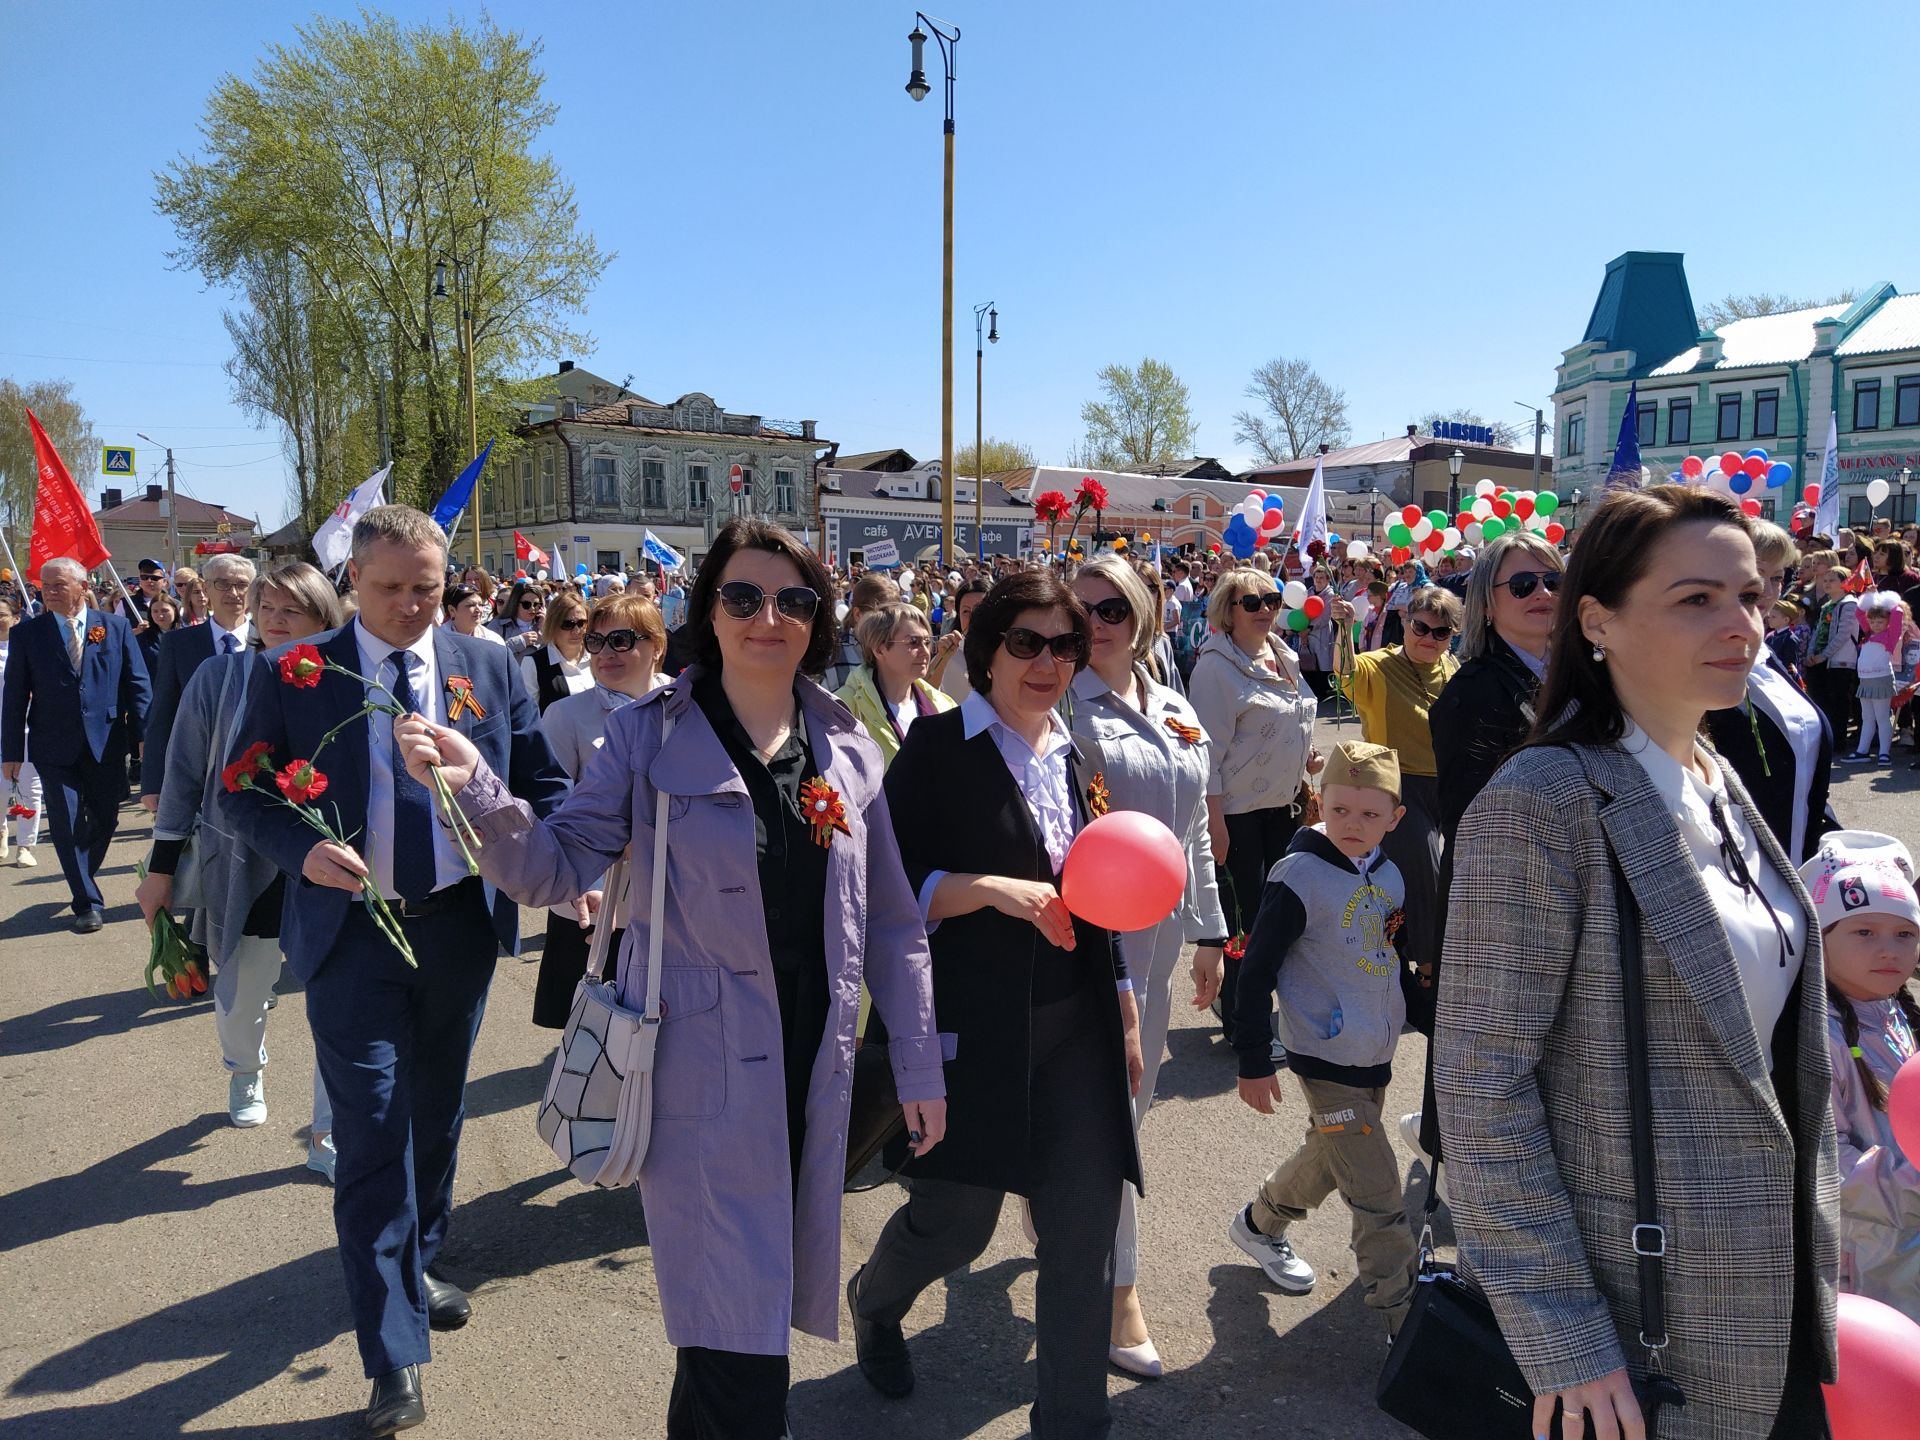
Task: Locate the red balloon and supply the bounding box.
[1740,498,1764,517]
[1421,532,1444,552]
[1890,1053,1920,1165]
[1060,811,1188,933]
[1303,595,1326,620]
[1824,1293,1920,1440]
[1719,450,1744,477]
[1743,454,1768,480]
[1391,546,1411,564]
[1401,504,1422,526]
[1456,511,1475,529]
[1805,483,1823,506]
[1544,522,1566,543]
[1514,495,1536,520]
[1260,507,1284,530]
[1491,498,1513,520]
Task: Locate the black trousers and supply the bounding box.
[1217,803,1300,1049]
[1812,666,1857,747]
[668,1347,791,1440]
[854,986,1129,1440]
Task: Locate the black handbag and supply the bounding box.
[843,1040,908,1191]
[1377,852,1687,1439]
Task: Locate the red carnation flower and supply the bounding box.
[1032,490,1071,523]
[222,740,274,793]
[1074,477,1109,512]
[275,759,328,804]
[278,644,325,689]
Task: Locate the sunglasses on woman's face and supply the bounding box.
[1407,616,1455,640]
[584,627,644,654]
[558,616,588,632]
[717,580,820,624]
[1501,570,1562,601]
[518,597,544,611]
[1237,592,1284,614]
[1002,627,1088,664]
[1086,596,1132,626]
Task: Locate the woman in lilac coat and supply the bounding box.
[399,518,948,1439]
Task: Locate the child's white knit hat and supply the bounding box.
[1798,829,1920,932]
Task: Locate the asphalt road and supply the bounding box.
[2,724,1911,1439]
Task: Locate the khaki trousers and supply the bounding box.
[1250,1074,1417,1331]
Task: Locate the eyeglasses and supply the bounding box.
[1501,571,1562,601]
[558,617,588,632]
[1086,597,1133,626]
[584,627,645,654]
[1408,616,1455,640]
[1236,592,1284,614]
[895,635,932,652]
[1002,627,1088,664]
[717,580,820,623]
[209,580,251,596]
[518,597,544,611]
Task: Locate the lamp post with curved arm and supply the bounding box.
[904,14,960,568]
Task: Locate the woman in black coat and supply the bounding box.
[849,569,1144,1440]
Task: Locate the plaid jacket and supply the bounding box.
[1436,740,1838,1438]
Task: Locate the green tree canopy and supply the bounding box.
[1079,359,1196,471]
[953,436,1036,478]
[155,10,611,520]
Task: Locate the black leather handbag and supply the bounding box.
[843,1040,907,1191]
[1377,853,1687,1439]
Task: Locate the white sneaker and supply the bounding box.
[1229,1204,1315,1294]
[306,1133,336,1184]
[14,848,36,868]
[1398,1111,1448,1204]
[228,1072,267,1128]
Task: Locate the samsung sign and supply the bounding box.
[1431,421,1495,446]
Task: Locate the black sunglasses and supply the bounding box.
[1408,616,1455,640]
[584,627,644,654]
[558,616,588,631]
[1237,592,1284,614]
[518,597,544,611]
[1087,597,1133,626]
[1002,627,1088,664]
[717,580,820,624]
[1502,570,1562,601]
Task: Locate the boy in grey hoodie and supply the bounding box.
[1227,740,1419,1334]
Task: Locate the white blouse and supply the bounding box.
[1622,723,1805,1068]
[1744,655,1824,863]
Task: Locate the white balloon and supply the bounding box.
[1464,522,1484,544]
[1442,526,1462,549]
[1868,478,1892,508]
[1282,580,1308,608]
[1411,518,1435,542]
[1346,540,1370,561]
[1471,497,1493,520]
[1475,478,1497,498]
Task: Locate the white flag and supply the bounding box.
[312,465,392,570]
[1294,456,1329,554]
[1814,411,1840,542]
[642,529,685,572]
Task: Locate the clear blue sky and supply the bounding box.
[6,0,1919,531]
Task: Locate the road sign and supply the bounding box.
[729,464,744,494]
[102,446,135,475]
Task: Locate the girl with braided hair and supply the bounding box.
[1802,830,1920,1322]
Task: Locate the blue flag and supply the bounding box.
[431,440,494,529]
[1605,381,1642,491]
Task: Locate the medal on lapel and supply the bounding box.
[445,675,486,722]
[86,625,106,645]
[799,776,850,848]
[1086,771,1111,818]
[1163,717,1202,747]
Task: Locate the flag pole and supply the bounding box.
[0,525,25,589]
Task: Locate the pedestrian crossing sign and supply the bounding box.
[102,446,135,475]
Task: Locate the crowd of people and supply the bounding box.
[0,492,1915,1440]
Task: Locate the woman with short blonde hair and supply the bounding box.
[837,601,954,767]
[520,587,592,713]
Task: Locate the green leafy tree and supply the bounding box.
[155,11,610,517]
[0,377,101,560]
[1233,356,1349,463]
[1079,359,1196,471]
[953,436,1036,478]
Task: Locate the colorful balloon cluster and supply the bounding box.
[1380,480,1566,565]
[1676,448,1796,518]
[1222,489,1287,558]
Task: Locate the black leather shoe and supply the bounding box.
[848,1268,913,1398]
[424,1268,471,1330]
[365,1364,425,1435]
[71,908,102,934]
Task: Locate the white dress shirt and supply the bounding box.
[519,644,593,706]
[207,614,250,655]
[353,620,464,901]
[1621,723,1804,1068]
[1744,654,1824,863]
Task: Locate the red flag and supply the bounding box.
[25,408,111,583]
[1844,558,1874,596]
[513,530,548,567]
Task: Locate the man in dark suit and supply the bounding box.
[139,552,255,813]
[1,557,151,931]
[227,505,568,1436]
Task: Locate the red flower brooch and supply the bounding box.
[445,675,485,721]
[86,625,106,645]
[1164,717,1202,747]
[278,643,325,688]
[798,776,850,849]
[1086,771,1111,818]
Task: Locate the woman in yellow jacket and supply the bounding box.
[835,600,955,768]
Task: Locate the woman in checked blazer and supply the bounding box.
[1437,486,1838,1440]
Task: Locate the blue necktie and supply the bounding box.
[221,632,240,655]
[388,650,435,903]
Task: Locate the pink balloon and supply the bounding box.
[1060,811,1187,933]
[1680,455,1705,479]
[1824,1292,1920,1440]
[1890,1053,1920,1165]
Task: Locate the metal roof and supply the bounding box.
[1837,292,1920,356]
[1648,302,1852,375]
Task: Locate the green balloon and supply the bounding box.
[1481,515,1506,540]
[1535,491,1560,517]
[1286,608,1311,632]
[1426,510,1448,530]
[1387,522,1413,546]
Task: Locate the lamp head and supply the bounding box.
[905,26,930,101]
[432,261,448,298]
[1448,448,1463,477]
[987,305,998,343]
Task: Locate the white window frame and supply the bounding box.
[592,455,619,508]
[774,468,795,512]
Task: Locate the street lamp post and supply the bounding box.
[433,257,482,569]
[1360,476,1378,545]
[1901,466,1913,527]
[1568,487,1585,533]
[972,300,997,563]
[1447,448,1464,523]
[905,14,960,570]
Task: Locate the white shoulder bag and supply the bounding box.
[535,709,672,1188]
